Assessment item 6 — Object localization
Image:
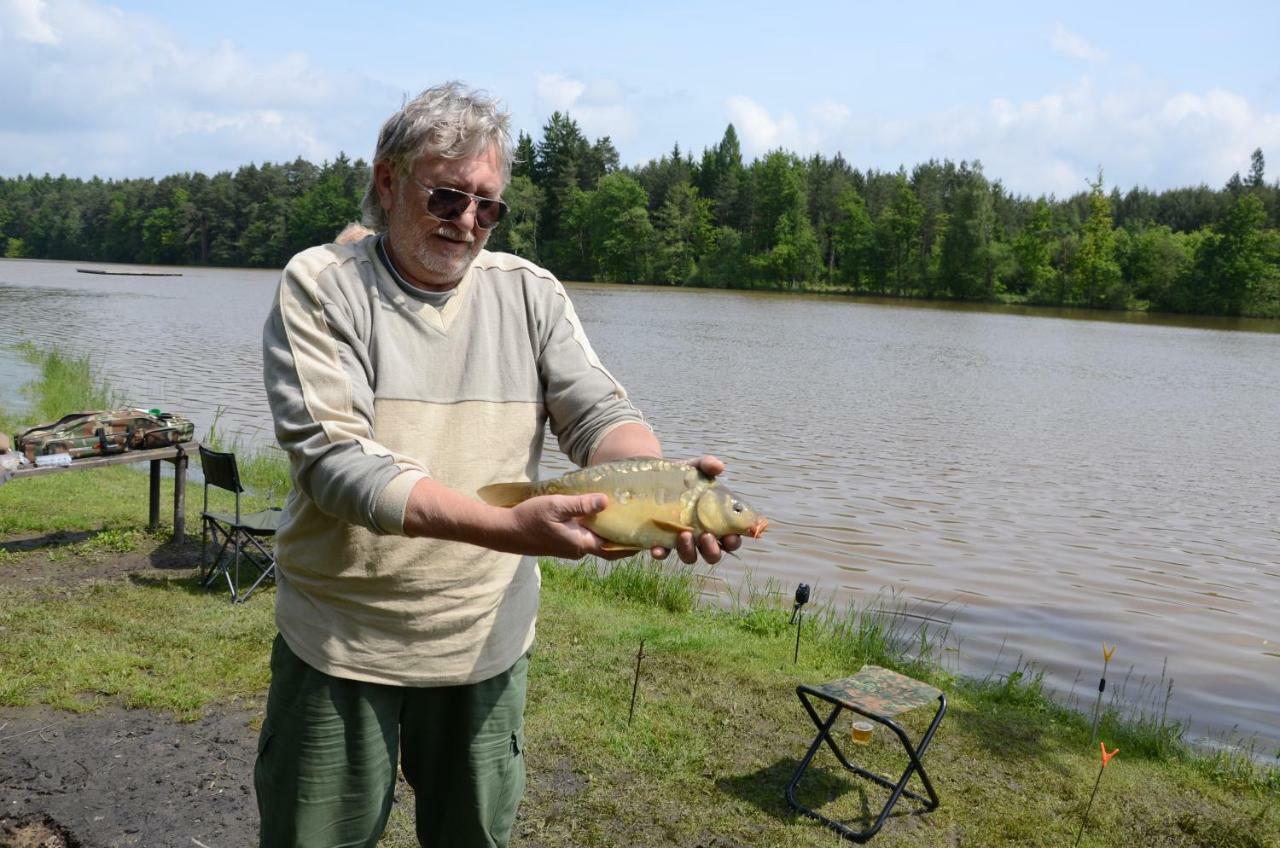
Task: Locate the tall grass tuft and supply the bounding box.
[1095,658,1185,759]
[203,407,291,500]
[977,658,1051,710]
[727,573,793,637]
[1192,737,1280,795]
[5,342,116,432]
[541,555,701,614]
[820,588,954,676]
[723,573,956,679]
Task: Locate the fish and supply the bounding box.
[476,458,768,553]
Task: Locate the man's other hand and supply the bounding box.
[649,455,743,565]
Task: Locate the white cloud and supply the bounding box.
[726,95,805,155]
[718,77,1280,196]
[535,73,586,112]
[1,0,58,44]
[0,0,395,177]
[1050,23,1106,63]
[810,100,851,128]
[533,72,636,142]
[966,79,1280,194]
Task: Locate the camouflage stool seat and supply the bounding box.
[785,665,947,843]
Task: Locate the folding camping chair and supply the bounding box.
[785,665,947,843]
[199,446,282,603]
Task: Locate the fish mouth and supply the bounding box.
[746,518,769,538]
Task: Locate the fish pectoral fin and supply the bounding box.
[650,518,695,534]
[600,543,645,553]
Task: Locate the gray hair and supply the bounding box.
[334,221,375,245]
[360,81,514,231]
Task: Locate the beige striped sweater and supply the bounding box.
[262,236,646,686]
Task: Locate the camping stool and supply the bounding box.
[785,665,947,843]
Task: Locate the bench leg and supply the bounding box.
[172,448,188,542]
[149,460,161,531]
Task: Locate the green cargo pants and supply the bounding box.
[254,635,528,848]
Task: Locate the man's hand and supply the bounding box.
[403,477,629,559]
[509,493,634,561]
[650,455,743,565]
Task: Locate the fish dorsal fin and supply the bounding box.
[477,481,536,507]
[650,518,694,534]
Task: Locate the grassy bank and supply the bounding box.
[0,521,1275,846]
[2,347,1277,846]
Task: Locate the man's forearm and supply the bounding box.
[588,422,663,465]
[399,473,614,561]
[401,477,521,551]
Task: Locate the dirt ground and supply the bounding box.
[0,536,597,848]
[0,533,264,848]
[0,703,260,848]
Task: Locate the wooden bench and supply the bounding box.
[0,442,198,542]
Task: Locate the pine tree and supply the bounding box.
[1074,171,1124,307]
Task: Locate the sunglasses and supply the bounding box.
[413,179,509,229]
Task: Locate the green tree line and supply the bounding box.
[3,119,1279,317]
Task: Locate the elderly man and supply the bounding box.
[257,82,738,848]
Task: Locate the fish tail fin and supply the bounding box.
[477,481,537,507]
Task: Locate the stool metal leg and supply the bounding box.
[786,686,947,843]
[785,701,842,809]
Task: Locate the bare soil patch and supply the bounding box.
[0,533,198,595]
[0,536,260,847]
[0,704,259,848]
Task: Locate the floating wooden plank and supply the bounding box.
[76,268,183,277]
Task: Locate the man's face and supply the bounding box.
[376,144,505,290]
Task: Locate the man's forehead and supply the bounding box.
[411,147,503,183]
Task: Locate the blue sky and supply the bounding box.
[2,0,1278,196]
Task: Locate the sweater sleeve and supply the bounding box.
[262,249,428,534]
[537,279,649,466]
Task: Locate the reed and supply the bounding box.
[201,408,291,500]
[2,342,116,433]
[542,555,701,614]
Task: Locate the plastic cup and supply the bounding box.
[851,720,874,745]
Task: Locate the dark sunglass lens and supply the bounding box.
[426,187,471,221]
[475,199,508,229]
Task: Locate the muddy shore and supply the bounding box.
[0,704,259,848]
[0,536,262,847]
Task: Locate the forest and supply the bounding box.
[2,113,1278,318]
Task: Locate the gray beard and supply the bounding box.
[389,221,484,288]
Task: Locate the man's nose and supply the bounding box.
[455,198,479,230]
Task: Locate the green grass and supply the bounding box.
[2,342,1277,846]
[1,343,115,436]
[524,561,1277,846]
[550,555,703,613]
[0,575,275,715]
[201,407,292,501]
[2,343,292,503]
[0,532,1274,845]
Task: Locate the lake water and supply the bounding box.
[1,257,1277,756]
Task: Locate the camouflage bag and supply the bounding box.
[15,408,195,462]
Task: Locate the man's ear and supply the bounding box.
[373,161,396,212]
